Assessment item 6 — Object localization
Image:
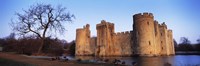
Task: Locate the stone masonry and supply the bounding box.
[75,12,175,56]
[75,24,93,55]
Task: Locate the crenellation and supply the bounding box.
[130,30,133,33]
[113,33,116,35]
[115,31,132,36]
[125,31,129,34]
[96,20,115,30]
[122,32,125,34]
[161,22,167,29]
[117,32,121,35]
[75,12,174,56]
[168,29,172,32]
[75,24,92,56]
[133,12,154,19]
[76,28,84,32]
[154,20,159,23]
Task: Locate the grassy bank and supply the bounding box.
[0,58,36,66]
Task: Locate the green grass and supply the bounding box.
[0,58,36,66]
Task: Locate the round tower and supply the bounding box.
[133,13,156,56]
[75,28,86,55]
[75,24,91,56]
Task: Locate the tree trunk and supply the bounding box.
[37,38,45,55]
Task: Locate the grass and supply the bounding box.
[0,58,36,66]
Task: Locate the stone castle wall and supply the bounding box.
[95,21,134,56]
[75,24,93,55]
[133,13,158,56]
[90,37,97,55]
[113,31,133,56]
[154,21,162,55]
[96,20,116,56]
[75,12,175,56]
[167,30,175,55]
[159,23,169,55]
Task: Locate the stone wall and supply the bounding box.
[113,31,133,56]
[96,20,115,56]
[75,12,175,57]
[167,30,175,55]
[159,23,169,55]
[154,21,162,55]
[95,21,134,56]
[133,13,158,56]
[90,37,97,55]
[132,13,175,56]
[75,24,93,55]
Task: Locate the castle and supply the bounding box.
[75,12,175,56]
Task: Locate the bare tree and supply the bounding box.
[5,33,16,40]
[180,37,191,44]
[11,4,74,54]
[197,36,200,44]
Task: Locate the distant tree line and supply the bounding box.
[1,33,200,55]
[0,33,75,56]
[175,37,200,52]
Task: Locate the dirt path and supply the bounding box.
[0,52,114,66]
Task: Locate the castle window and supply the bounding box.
[149,41,151,45]
[162,47,164,50]
[161,33,162,36]
[161,41,163,44]
[147,21,150,25]
[137,31,139,35]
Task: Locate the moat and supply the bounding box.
[74,55,200,66]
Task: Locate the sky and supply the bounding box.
[0,0,200,43]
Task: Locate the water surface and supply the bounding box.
[75,55,200,66]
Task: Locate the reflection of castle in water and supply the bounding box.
[75,56,175,66]
[75,12,175,56]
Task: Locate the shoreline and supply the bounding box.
[0,52,124,66]
[175,51,200,55]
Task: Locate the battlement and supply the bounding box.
[159,22,167,29]
[133,12,154,19]
[76,28,84,32]
[114,31,132,36]
[154,20,159,24]
[168,29,172,32]
[86,24,90,28]
[96,20,114,29]
[76,24,90,32]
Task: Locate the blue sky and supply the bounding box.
[0,0,200,43]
